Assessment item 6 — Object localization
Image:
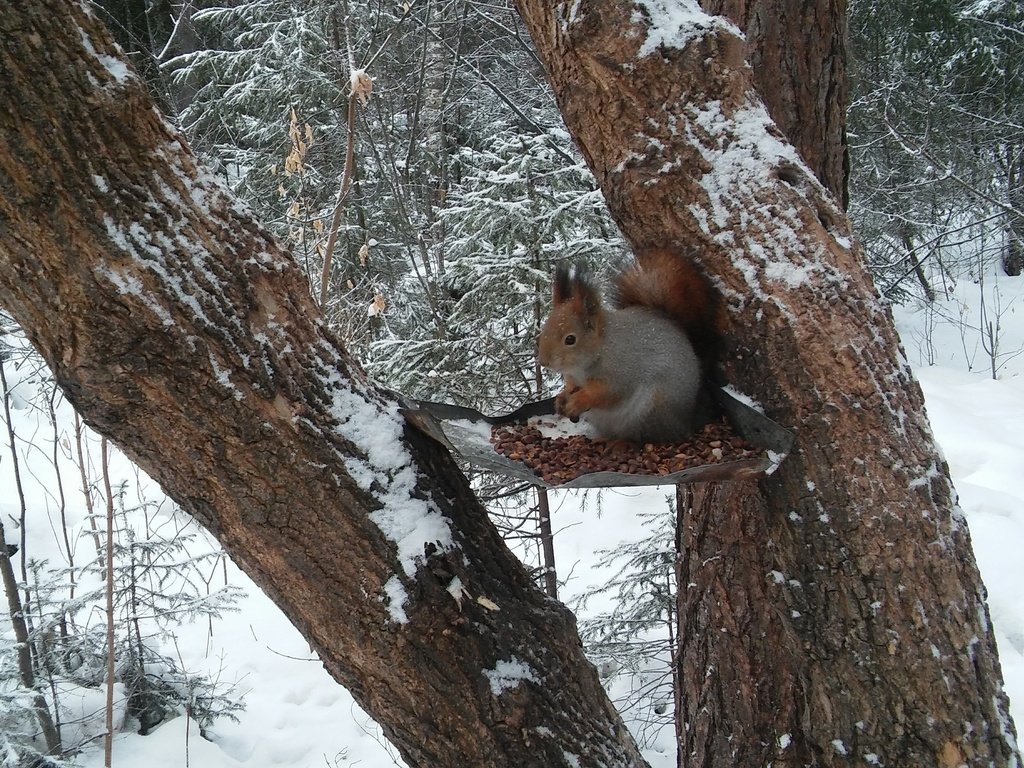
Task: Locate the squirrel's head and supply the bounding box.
[538,265,605,375]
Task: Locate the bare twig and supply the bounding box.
[317,0,418,309]
[102,437,116,768]
[0,361,61,753]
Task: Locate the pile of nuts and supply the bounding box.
[489,419,761,486]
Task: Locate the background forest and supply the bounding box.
[1,0,1022,765]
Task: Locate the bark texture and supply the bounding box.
[0,4,647,767]
[701,0,849,206]
[512,1,1018,766]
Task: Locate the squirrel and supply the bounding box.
[537,248,719,444]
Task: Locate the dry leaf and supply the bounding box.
[367,294,386,317]
[446,577,471,610]
[350,69,373,105]
[476,596,500,612]
[284,148,300,175]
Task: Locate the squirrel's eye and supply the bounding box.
[564,334,576,346]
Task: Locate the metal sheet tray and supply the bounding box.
[401,388,792,489]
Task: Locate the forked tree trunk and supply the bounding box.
[512,0,1018,766]
[0,4,645,767]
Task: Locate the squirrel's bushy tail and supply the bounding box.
[615,248,720,364]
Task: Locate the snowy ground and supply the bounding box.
[3,271,1024,767]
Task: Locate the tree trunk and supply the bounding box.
[0,4,646,767]
[701,0,849,207]
[1005,149,1024,277]
[512,1,1018,766]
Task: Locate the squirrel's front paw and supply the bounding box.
[554,387,573,417]
[556,388,587,423]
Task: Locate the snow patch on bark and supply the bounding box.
[686,99,803,241]
[75,16,133,87]
[676,97,856,320]
[994,695,1021,766]
[632,0,739,57]
[382,575,409,624]
[313,353,455,621]
[558,0,583,31]
[483,657,539,696]
[97,263,176,329]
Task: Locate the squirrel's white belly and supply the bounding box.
[579,310,702,443]
[585,380,697,444]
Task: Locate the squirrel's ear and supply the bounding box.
[574,275,604,328]
[552,265,572,304]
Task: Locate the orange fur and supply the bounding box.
[557,377,620,421]
[614,248,720,363]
